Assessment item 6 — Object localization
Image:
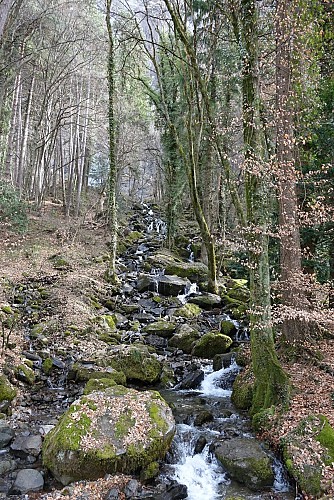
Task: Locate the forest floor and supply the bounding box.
[0,201,334,499]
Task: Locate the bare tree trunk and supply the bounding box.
[17,73,35,197]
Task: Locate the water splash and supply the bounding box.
[200,361,240,398]
[177,282,199,304]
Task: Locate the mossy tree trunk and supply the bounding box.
[240,0,289,415]
[106,0,118,282]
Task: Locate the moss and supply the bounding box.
[175,303,202,318]
[220,320,236,336]
[316,416,334,464]
[1,305,13,314]
[0,375,17,402]
[42,357,53,375]
[191,331,233,358]
[252,406,275,432]
[143,321,176,337]
[115,410,135,439]
[140,461,159,481]
[15,364,35,385]
[83,378,117,394]
[231,369,254,410]
[148,402,169,436]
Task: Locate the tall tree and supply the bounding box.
[106,0,118,282]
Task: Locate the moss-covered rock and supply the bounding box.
[231,368,254,410]
[143,321,176,338]
[213,437,274,490]
[42,386,175,485]
[169,324,201,354]
[49,254,72,270]
[147,251,208,283]
[188,293,221,309]
[103,345,162,384]
[42,358,53,375]
[191,331,233,358]
[281,415,334,497]
[83,378,117,394]
[174,303,202,319]
[0,375,17,402]
[15,364,35,385]
[220,319,237,336]
[70,364,126,386]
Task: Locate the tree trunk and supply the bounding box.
[106,0,118,282]
[241,0,289,415]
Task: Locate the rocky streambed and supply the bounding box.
[0,203,295,499]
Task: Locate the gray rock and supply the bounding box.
[175,369,204,390]
[212,437,274,490]
[188,293,222,309]
[12,468,44,494]
[158,275,191,297]
[0,458,16,475]
[10,433,42,458]
[0,421,14,447]
[213,352,234,371]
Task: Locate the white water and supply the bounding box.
[177,282,199,304]
[200,361,240,398]
[171,425,228,500]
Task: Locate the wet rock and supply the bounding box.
[103,344,162,384]
[194,436,207,454]
[194,410,214,426]
[10,468,44,494]
[137,274,159,293]
[188,293,222,309]
[175,369,204,390]
[143,320,176,338]
[136,481,188,500]
[42,386,175,485]
[192,331,233,358]
[158,275,191,297]
[10,433,42,458]
[0,458,16,475]
[145,334,168,350]
[169,324,200,354]
[212,437,274,490]
[213,352,234,371]
[0,421,14,447]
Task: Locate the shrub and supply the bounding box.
[0,182,27,232]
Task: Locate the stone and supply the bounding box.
[0,420,14,447]
[0,458,16,475]
[194,436,207,454]
[104,344,162,384]
[213,352,234,371]
[15,364,35,385]
[168,324,200,354]
[212,437,274,490]
[174,303,202,319]
[42,386,175,485]
[158,275,191,297]
[11,468,44,494]
[194,410,214,426]
[145,334,168,350]
[143,321,176,338]
[191,331,233,358]
[220,319,237,336]
[71,364,126,386]
[83,378,117,394]
[231,368,254,411]
[175,369,204,390]
[188,293,222,309]
[137,274,159,293]
[147,251,208,283]
[0,375,17,403]
[11,433,42,458]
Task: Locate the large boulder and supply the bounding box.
[188,293,222,309]
[169,324,201,354]
[42,386,175,485]
[191,331,233,358]
[281,415,334,497]
[102,344,162,384]
[212,437,274,490]
[174,303,202,319]
[147,251,208,283]
[158,275,191,296]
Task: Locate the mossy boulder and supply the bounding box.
[281,415,334,497]
[42,358,53,375]
[188,293,221,309]
[103,345,162,384]
[191,331,233,358]
[143,321,176,338]
[0,375,17,402]
[174,303,202,319]
[213,437,274,490]
[49,254,72,270]
[220,319,237,336]
[15,364,35,385]
[147,251,208,283]
[231,368,254,410]
[70,364,126,386]
[42,386,175,485]
[169,324,201,354]
[83,378,117,394]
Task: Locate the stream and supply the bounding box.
[0,202,296,499]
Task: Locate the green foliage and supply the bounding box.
[0,183,27,233]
